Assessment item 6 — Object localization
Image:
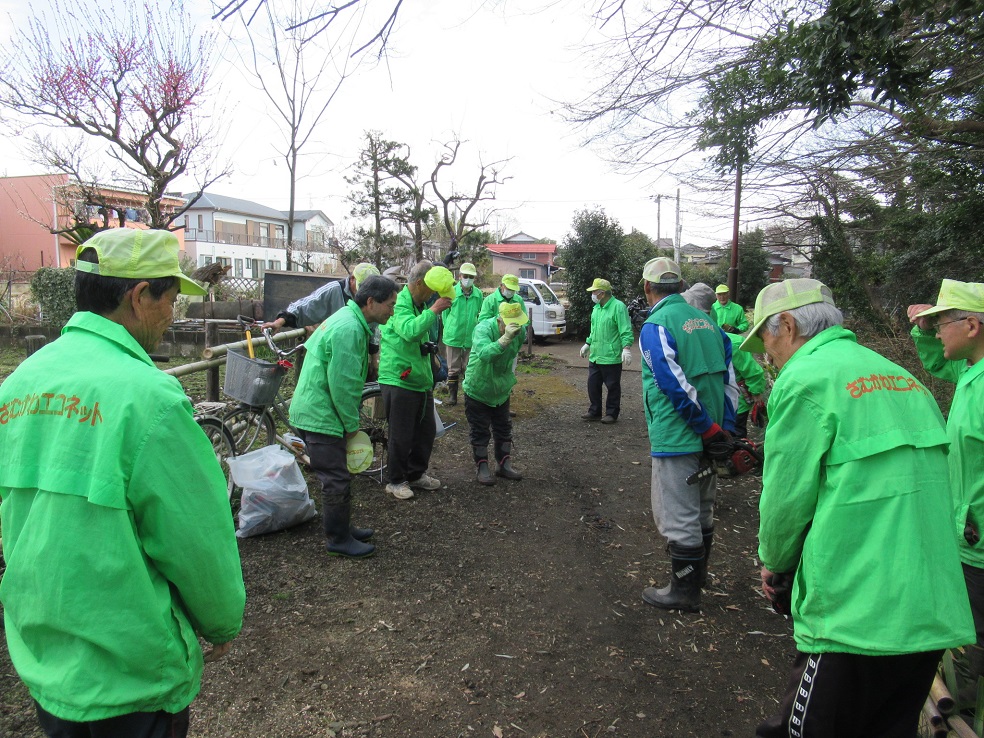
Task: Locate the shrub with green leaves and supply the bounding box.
[30,267,77,328]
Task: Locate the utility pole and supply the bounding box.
[674,189,681,263]
[728,162,743,295]
[655,194,662,244]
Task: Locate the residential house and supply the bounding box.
[179,192,339,280]
[0,173,187,273]
[486,232,559,281]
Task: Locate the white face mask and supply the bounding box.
[501,288,515,300]
[591,293,601,305]
[460,278,474,289]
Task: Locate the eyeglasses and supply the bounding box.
[932,316,969,331]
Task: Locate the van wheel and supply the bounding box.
[531,327,548,345]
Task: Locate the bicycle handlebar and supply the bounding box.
[237,315,305,359]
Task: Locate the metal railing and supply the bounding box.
[184,229,330,253]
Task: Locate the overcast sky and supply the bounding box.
[0,0,736,247]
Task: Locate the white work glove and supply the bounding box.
[621,348,632,367]
[499,323,521,346]
[579,343,590,358]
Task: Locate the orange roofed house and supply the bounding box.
[485,232,558,281]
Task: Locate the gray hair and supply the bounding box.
[764,301,844,339]
[947,309,984,322]
[646,280,684,296]
[407,260,433,285]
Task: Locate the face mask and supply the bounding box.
[591,293,601,305]
[460,278,474,288]
[502,288,515,299]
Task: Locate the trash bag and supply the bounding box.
[226,445,315,538]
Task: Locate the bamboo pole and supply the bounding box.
[163,357,227,378]
[201,328,305,360]
[946,714,979,738]
[923,696,944,727]
[931,674,956,715]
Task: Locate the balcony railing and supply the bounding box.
[184,229,330,252]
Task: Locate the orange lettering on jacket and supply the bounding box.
[0,393,103,426]
[845,374,926,399]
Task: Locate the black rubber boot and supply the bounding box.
[700,528,714,587]
[495,442,523,481]
[323,504,375,558]
[350,526,375,542]
[474,446,496,486]
[446,378,459,406]
[642,544,705,612]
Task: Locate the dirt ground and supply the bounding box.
[0,338,792,738]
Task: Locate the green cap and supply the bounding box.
[352,262,380,288]
[459,262,478,277]
[345,431,373,474]
[501,274,520,291]
[715,284,730,294]
[75,228,206,296]
[913,279,984,318]
[640,257,681,286]
[424,265,456,299]
[740,278,835,353]
[498,300,529,326]
[586,278,612,293]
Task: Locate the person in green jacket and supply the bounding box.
[462,301,529,485]
[711,284,748,334]
[378,262,455,501]
[579,278,634,424]
[0,229,246,737]
[742,278,974,738]
[477,273,528,343]
[290,275,399,558]
[908,279,984,705]
[442,261,484,406]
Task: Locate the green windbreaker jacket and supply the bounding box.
[0,312,245,721]
[442,283,484,349]
[477,289,528,344]
[711,300,748,333]
[461,317,523,406]
[379,285,439,393]
[912,326,984,568]
[759,326,973,655]
[587,297,634,365]
[290,301,370,437]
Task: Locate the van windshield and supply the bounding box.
[537,284,561,304]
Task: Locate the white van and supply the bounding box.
[518,278,566,340]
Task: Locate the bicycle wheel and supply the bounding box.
[224,405,277,457]
[358,385,388,480]
[196,416,237,505]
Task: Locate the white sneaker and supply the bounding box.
[385,482,414,500]
[409,473,441,491]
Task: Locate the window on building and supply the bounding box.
[197,214,203,230]
[234,259,244,277]
[216,257,231,268]
[250,259,264,278]
[202,255,212,266]
[268,260,281,270]
[520,268,536,279]
[523,253,537,261]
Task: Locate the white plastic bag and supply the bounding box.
[226,445,315,538]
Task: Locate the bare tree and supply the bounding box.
[232,0,370,269]
[429,138,513,257]
[0,0,229,230]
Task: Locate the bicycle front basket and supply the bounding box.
[223,348,286,406]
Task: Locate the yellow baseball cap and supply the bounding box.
[640,257,682,286]
[352,262,380,288]
[913,279,984,318]
[715,284,730,294]
[346,431,373,474]
[75,228,207,296]
[586,278,612,293]
[424,266,456,299]
[501,274,520,291]
[740,279,836,353]
[498,301,529,326]
[459,262,478,277]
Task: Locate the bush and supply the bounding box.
[30,267,76,328]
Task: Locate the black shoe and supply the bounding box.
[351,526,375,542]
[642,546,704,612]
[495,457,523,481]
[600,415,617,424]
[476,460,496,486]
[326,537,376,558]
[581,413,601,421]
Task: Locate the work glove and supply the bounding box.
[579,343,590,358]
[700,423,732,460]
[764,571,794,616]
[750,400,768,428]
[621,348,632,367]
[499,323,521,347]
